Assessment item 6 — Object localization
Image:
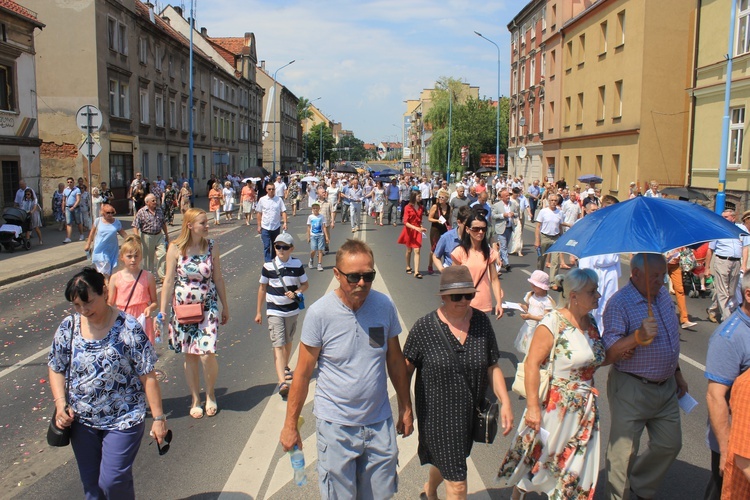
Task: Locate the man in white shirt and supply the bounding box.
[256,183,288,262]
[535,193,566,288]
[14,179,36,207]
[274,175,288,200]
[418,177,431,211]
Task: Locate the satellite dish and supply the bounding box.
[519,146,528,159]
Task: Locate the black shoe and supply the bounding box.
[505,264,511,272]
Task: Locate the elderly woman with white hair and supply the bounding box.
[499,268,616,499]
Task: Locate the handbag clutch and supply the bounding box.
[512,311,560,401]
[174,303,204,324]
[473,398,499,444]
[47,407,71,447]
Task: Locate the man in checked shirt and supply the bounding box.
[602,253,689,500]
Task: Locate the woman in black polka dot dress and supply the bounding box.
[404,265,514,499]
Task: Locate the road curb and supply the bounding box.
[0,254,88,287]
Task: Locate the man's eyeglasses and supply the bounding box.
[468,226,487,233]
[274,244,292,251]
[448,293,476,302]
[335,268,377,283]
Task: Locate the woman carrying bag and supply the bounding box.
[47,267,168,499]
[498,268,614,499]
[404,265,513,500]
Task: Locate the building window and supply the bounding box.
[614,80,623,118]
[107,17,117,51]
[0,63,16,112]
[564,96,571,128]
[107,19,127,55]
[154,45,162,71]
[541,52,546,77]
[596,154,603,177]
[565,41,573,72]
[616,10,626,47]
[109,79,118,116]
[168,55,174,78]
[576,93,583,125]
[599,21,608,55]
[214,113,219,139]
[155,93,164,127]
[738,1,750,55]
[539,101,544,133]
[575,156,582,179]
[529,107,534,136]
[597,85,606,121]
[139,88,149,124]
[542,6,547,31]
[530,58,536,83]
[118,23,128,55]
[157,153,164,178]
[730,106,745,167]
[578,34,585,66]
[181,62,186,83]
[181,100,188,131]
[169,97,176,129]
[119,83,129,118]
[611,154,620,190]
[548,101,554,132]
[520,63,526,90]
[142,152,149,179]
[138,37,147,65]
[109,79,129,118]
[512,69,517,94]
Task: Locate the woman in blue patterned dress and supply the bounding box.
[48,267,168,500]
[160,208,229,419]
[52,182,65,231]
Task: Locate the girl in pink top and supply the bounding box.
[108,235,159,344]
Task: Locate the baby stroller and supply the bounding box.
[0,207,31,252]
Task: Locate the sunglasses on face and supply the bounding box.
[335,268,377,283]
[468,226,487,233]
[448,293,476,302]
[151,429,172,456]
[274,244,291,251]
[103,211,116,215]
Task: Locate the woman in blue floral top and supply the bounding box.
[48,267,168,499]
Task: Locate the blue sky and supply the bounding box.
[195,0,516,144]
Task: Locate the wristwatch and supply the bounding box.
[153,414,167,421]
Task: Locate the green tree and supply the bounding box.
[297,96,314,123]
[305,123,335,168]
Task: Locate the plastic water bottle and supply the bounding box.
[155,312,164,344]
[289,446,307,486]
[536,246,542,257]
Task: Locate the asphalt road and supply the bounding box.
[0,202,717,499]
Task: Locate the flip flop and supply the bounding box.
[205,399,218,417]
[277,382,290,399]
[414,273,423,279]
[189,406,204,419]
[406,267,413,274]
[284,367,293,382]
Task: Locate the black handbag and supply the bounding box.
[47,323,74,447]
[430,312,499,444]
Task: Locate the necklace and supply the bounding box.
[440,307,471,338]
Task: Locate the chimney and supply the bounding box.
[146,2,155,23]
[260,60,265,70]
[174,6,183,17]
[200,27,207,37]
[244,32,251,47]
[161,15,170,25]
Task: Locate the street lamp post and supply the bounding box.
[475,31,501,179]
[272,59,295,177]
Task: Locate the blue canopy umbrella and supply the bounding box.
[578,174,604,184]
[547,197,746,258]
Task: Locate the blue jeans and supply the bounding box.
[70,420,145,500]
[316,417,398,500]
[496,226,513,266]
[261,227,281,262]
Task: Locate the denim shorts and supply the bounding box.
[65,207,82,225]
[310,234,325,251]
[316,417,398,499]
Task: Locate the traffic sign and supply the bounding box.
[76,105,102,132]
[78,135,101,161]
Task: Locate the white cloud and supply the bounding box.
[198,0,514,142]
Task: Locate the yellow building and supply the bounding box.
[544,0,694,196]
[690,0,750,209]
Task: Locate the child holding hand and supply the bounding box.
[515,270,555,354]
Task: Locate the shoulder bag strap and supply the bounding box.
[271,260,291,295]
[430,311,470,385]
[124,270,143,311]
[474,262,489,289]
[64,315,76,403]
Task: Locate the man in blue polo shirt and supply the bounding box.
[432,205,470,272]
[385,178,400,226]
[704,272,750,499]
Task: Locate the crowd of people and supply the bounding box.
[41,165,750,500]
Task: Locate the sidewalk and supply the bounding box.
[0,197,213,288]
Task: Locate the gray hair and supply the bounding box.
[144,194,156,203]
[742,272,750,301]
[561,268,598,306]
[630,253,667,273]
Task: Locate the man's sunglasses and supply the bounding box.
[468,226,487,233]
[274,244,292,251]
[151,429,173,456]
[448,293,476,302]
[103,211,116,215]
[335,268,377,283]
